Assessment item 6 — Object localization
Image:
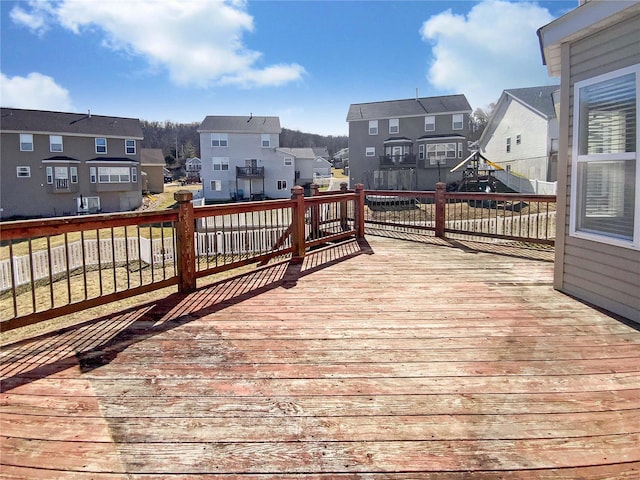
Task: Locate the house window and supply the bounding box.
[20,134,33,151]
[46,166,53,184]
[389,118,399,134]
[98,166,130,183]
[572,64,638,248]
[425,116,435,132]
[211,133,228,147]
[50,135,63,152]
[284,157,293,166]
[125,139,136,155]
[516,134,521,145]
[277,180,287,190]
[369,120,378,135]
[131,168,137,183]
[261,134,271,148]
[427,143,457,164]
[213,157,229,171]
[78,196,100,213]
[210,180,222,191]
[452,114,463,130]
[70,166,78,183]
[458,143,463,158]
[365,147,375,157]
[506,137,511,153]
[95,138,107,154]
[90,167,97,183]
[418,144,425,160]
[16,166,31,177]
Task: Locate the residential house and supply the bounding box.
[197,115,288,200]
[276,148,333,192]
[140,148,165,193]
[332,147,349,169]
[538,0,640,322]
[184,157,202,183]
[346,95,472,190]
[0,108,143,219]
[479,85,560,183]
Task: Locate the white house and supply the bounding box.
[479,85,560,183]
[197,116,292,200]
[184,157,201,182]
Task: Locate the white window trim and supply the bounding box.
[284,157,293,166]
[125,139,136,155]
[369,120,378,135]
[277,180,287,190]
[50,135,63,153]
[261,134,271,148]
[70,166,78,183]
[452,114,463,130]
[210,180,222,191]
[16,166,31,178]
[211,133,228,147]
[90,167,97,183]
[95,138,107,154]
[131,167,137,183]
[47,166,54,184]
[212,157,229,171]
[389,118,399,134]
[365,147,375,157]
[425,116,435,132]
[20,133,33,152]
[570,63,639,250]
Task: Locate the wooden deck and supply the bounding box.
[1,235,639,479]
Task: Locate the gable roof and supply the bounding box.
[0,107,143,138]
[198,115,281,134]
[140,148,165,166]
[504,85,559,119]
[346,94,471,122]
[277,147,316,159]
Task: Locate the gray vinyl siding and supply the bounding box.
[560,13,640,322]
[348,113,469,190]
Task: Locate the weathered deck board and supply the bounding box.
[1,236,639,478]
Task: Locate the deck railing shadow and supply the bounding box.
[0,238,371,392]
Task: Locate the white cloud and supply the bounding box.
[9,2,54,36]
[420,0,555,109]
[0,72,74,111]
[11,0,305,88]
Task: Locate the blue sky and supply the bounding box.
[1,0,574,136]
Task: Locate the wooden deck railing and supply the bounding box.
[0,186,363,333]
[0,182,553,333]
[364,182,556,245]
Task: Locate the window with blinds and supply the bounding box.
[572,65,638,248]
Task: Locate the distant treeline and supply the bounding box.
[139,120,348,163]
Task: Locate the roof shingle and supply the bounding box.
[346,95,471,122]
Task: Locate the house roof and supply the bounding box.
[312,147,329,159]
[140,148,165,166]
[504,85,560,120]
[346,94,471,122]
[197,115,281,134]
[277,147,316,159]
[0,107,143,139]
[538,0,640,77]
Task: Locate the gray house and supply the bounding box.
[276,148,332,191]
[538,0,640,322]
[197,115,289,200]
[0,108,143,219]
[346,95,472,190]
[479,85,560,182]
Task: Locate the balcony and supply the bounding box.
[379,153,417,168]
[1,188,638,478]
[236,166,265,178]
[55,178,69,190]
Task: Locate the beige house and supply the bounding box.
[1,108,143,219]
[538,0,640,322]
[140,148,165,193]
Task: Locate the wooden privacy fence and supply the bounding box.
[0,186,364,332]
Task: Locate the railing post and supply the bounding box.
[435,182,446,239]
[291,185,306,263]
[174,190,196,292]
[310,183,321,240]
[354,183,365,238]
[340,182,349,231]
